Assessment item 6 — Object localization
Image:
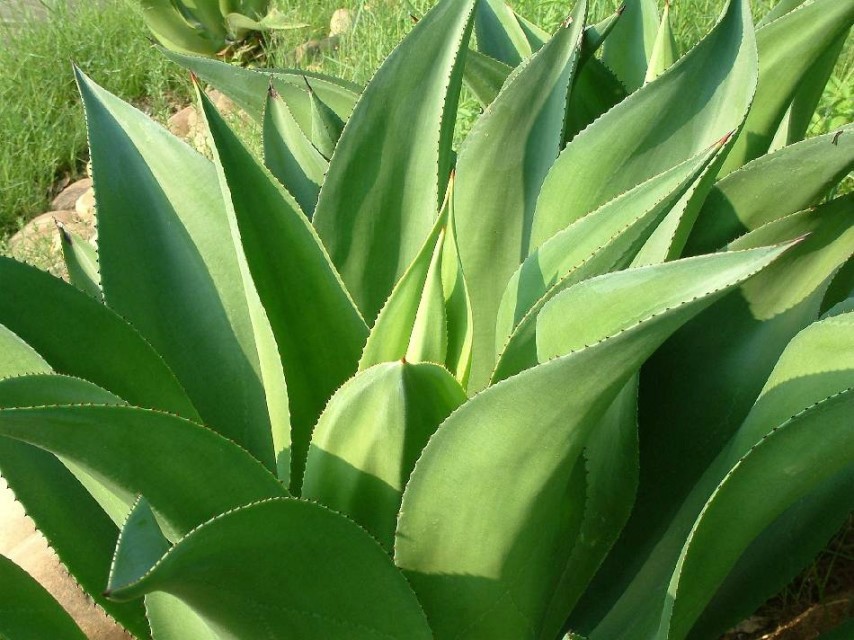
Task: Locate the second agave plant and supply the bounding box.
[0,0,852,639]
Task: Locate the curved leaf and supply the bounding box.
[162,48,361,125]
[643,0,676,84]
[533,0,757,249]
[303,362,466,550]
[0,405,287,539]
[0,554,87,640]
[455,3,587,390]
[263,86,327,218]
[661,390,854,640]
[463,49,512,107]
[721,0,854,173]
[0,324,49,379]
[79,69,282,470]
[0,257,198,420]
[601,0,659,91]
[395,245,789,640]
[199,87,369,491]
[313,0,477,324]
[580,196,854,637]
[474,0,531,66]
[108,498,433,640]
[57,224,101,300]
[493,142,722,383]
[688,123,854,255]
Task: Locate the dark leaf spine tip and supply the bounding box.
[718,130,735,146]
[267,76,279,98]
[562,15,574,29]
[832,131,843,145]
[409,13,419,24]
[301,75,314,95]
[617,3,627,16]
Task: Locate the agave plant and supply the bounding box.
[1,0,853,638]
[138,0,304,58]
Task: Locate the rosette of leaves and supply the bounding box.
[1,0,852,639]
[138,0,305,59]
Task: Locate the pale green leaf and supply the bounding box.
[107,499,433,639]
[56,223,101,300]
[79,70,281,470]
[0,324,49,379]
[533,0,757,249]
[455,3,587,390]
[580,198,854,638]
[307,80,344,159]
[601,0,659,91]
[721,0,854,173]
[0,257,198,420]
[688,124,854,254]
[0,405,287,539]
[493,143,721,383]
[198,88,368,491]
[463,49,512,107]
[359,199,448,371]
[162,48,360,125]
[474,0,532,66]
[396,245,788,640]
[313,0,477,324]
[643,0,676,84]
[303,362,466,550]
[263,85,327,217]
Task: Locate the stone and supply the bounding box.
[0,476,132,639]
[329,8,353,37]
[75,187,96,223]
[168,104,197,139]
[51,177,92,212]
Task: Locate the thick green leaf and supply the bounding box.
[0,257,198,420]
[455,3,587,390]
[0,361,148,637]
[688,123,854,255]
[198,88,369,491]
[263,86,327,217]
[581,7,625,61]
[721,0,854,173]
[661,390,854,640]
[546,378,639,637]
[313,0,476,324]
[303,362,466,550]
[0,553,87,640]
[0,405,286,539]
[769,31,848,151]
[359,197,449,371]
[307,80,344,159]
[162,48,360,125]
[578,197,854,637]
[564,56,627,143]
[533,0,757,249]
[80,70,285,470]
[108,498,433,639]
[396,245,789,640]
[601,0,659,91]
[756,0,808,27]
[474,0,531,66]
[0,324,48,379]
[687,313,854,639]
[462,49,512,107]
[0,374,130,525]
[493,143,721,383]
[643,0,676,84]
[441,200,475,388]
[57,223,101,300]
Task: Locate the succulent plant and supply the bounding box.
[1,0,853,639]
[138,0,304,58]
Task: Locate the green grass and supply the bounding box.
[0,0,192,234]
